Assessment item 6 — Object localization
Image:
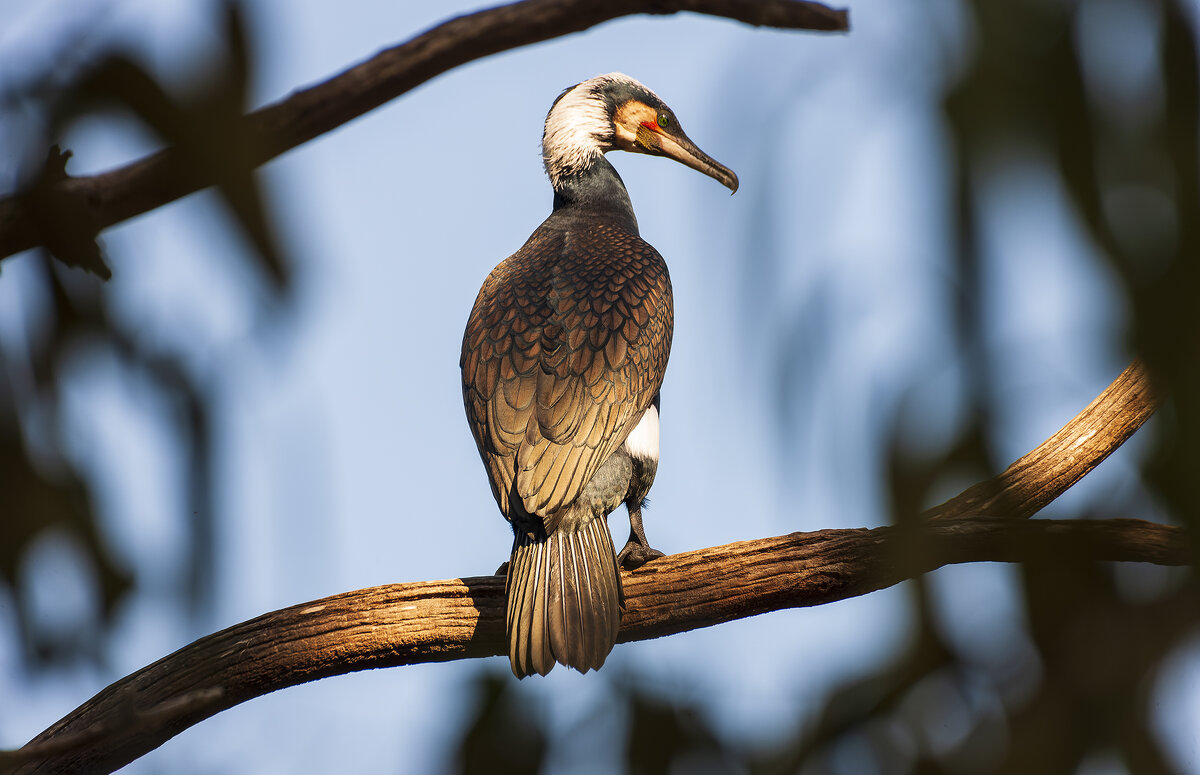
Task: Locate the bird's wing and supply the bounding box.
[461,222,672,528]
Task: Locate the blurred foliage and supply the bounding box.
[447,671,744,775]
[0,0,288,667]
[452,672,548,775]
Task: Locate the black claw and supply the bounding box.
[617,541,665,571]
[619,501,663,570]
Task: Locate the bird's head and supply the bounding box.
[542,73,738,194]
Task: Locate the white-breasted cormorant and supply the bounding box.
[461,73,737,677]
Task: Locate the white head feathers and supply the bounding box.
[542,73,661,187]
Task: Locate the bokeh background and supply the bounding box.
[2,0,1199,772]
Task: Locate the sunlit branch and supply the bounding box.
[0,0,847,262]
[2,516,1184,775]
[926,359,1157,520]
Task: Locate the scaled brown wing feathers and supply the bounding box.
[461,221,672,528]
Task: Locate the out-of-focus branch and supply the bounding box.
[0,0,848,262]
[3,360,1179,775]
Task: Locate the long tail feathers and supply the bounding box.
[506,518,622,678]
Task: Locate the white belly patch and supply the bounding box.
[623,404,660,462]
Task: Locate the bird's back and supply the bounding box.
[461,211,673,534]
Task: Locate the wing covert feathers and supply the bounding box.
[461,221,673,520]
[506,517,622,677]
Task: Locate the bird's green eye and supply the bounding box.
[657,113,670,128]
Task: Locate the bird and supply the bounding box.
[460,73,737,678]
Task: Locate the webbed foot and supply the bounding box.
[618,500,665,570]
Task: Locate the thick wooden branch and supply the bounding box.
[3,518,1186,775]
[0,0,847,262]
[3,359,1178,775]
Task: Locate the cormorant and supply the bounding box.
[461,73,737,678]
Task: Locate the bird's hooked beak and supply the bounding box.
[613,100,739,194]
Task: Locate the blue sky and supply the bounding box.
[1,0,1195,773]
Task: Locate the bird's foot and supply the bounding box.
[617,540,665,571]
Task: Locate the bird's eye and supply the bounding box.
[657,113,670,128]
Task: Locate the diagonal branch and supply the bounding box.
[927,359,1158,520]
[0,0,848,262]
[3,359,1178,775]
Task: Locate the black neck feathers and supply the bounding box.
[551,157,639,234]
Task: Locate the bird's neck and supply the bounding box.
[550,156,640,234]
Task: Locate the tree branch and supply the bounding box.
[2,519,1187,775]
[3,359,1180,775]
[927,359,1158,520]
[0,0,848,262]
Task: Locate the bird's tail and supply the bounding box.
[505,517,623,678]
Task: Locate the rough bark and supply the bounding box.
[1,519,1186,775]
[1,359,1178,775]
